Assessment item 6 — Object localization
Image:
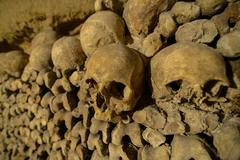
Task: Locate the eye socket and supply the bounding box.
[166,80,182,93]
[203,80,219,92]
[107,81,125,99]
[86,78,97,88]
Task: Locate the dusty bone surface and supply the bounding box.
[0,0,240,159]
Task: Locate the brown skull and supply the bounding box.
[81,44,144,122]
[151,42,230,104]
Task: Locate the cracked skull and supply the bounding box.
[151,42,230,104]
[81,44,144,122]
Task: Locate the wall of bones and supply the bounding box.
[0,0,240,159]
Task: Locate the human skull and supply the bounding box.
[51,36,86,75]
[80,10,125,57]
[0,50,28,78]
[151,42,230,104]
[21,44,53,81]
[81,44,144,122]
[31,29,58,50]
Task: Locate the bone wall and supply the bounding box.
[0,0,240,160]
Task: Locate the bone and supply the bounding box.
[52,139,68,156]
[155,12,177,38]
[94,0,124,14]
[151,42,229,105]
[72,103,94,128]
[51,36,86,74]
[49,94,63,113]
[138,145,170,160]
[43,71,58,89]
[0,50,29,78]
[83,44,144,122]
[196,0,227,16]
[16,93,28,104]
[80,10,125,56]
[47,121,61,142]
[71,121,89,147]
[36,70,47,86]
[87,133,108,156]
[217,30,240,58]
[75,145,88,160]
[22,44,52,79]
[109,143,138,160]
[40,92,54,108]
[1,1,240,159]
[51,77,73,96]
[133,105,166,130]
[180,107,220,134]
[27,94,41,105]
[49,91,77,112]
[213,117,240,160]
[141,32,163,57]
[91,150,109,160]
[123,0,170,37]
[29,82,41,96]
[29,117,47,131]
[49,150,63,160]
[211,1,240,35]
[142,128,166,147]
[53,109,72,130]
[229,58,240,88]
[42,130,50,144]
[171,2,200,24]
[31,29,58,50]
[3,79,23,92]
[90,118,112,144]
[171,135,214,160]
[62,92,78,111]
[69,71,85,87]
[112,122,143,147]
[67,150,81,160]
[175,19,218,43]
[158,103,186,135]
[30,129,43,145]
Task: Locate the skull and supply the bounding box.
[21,44,53,81]
[81,44,144,122]
[0,50,28,78]
[151,42,230,104]
[51,36,86,75]
[80,10,125,57]
[31,29,58,51]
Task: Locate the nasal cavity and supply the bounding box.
[96,93,107,111]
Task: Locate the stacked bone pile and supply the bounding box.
[0,0,240,159]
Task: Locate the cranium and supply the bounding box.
[21,44,53,81]
[0,50,28,78]
[81,44,144,122]
[51,36,86,75]
[80,10,125,57]
[31,29,58,50]
[151,42,230,104]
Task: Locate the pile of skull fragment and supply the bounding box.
[1,0,240,160]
